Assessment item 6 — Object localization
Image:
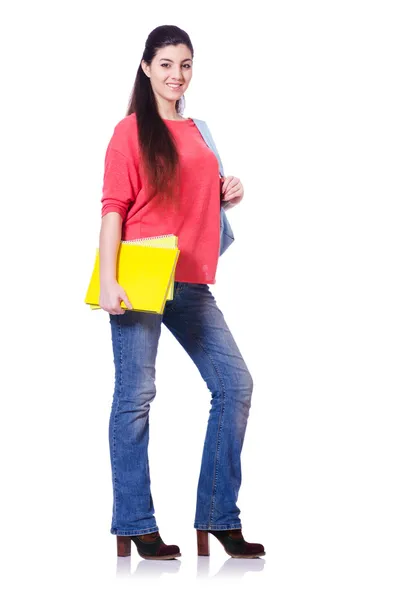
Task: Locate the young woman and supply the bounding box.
[98,24,265,561]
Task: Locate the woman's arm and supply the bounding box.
[98,212,132,314]
[99,144,135,283]
[97,126,137,314]
[99,212,122,284]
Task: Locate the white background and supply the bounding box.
[1,0,396,597]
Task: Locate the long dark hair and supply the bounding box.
[126,25,194,210]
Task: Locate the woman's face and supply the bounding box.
[142,44,193,105]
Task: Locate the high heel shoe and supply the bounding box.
[117,531,181,560]
[197,528,265,558]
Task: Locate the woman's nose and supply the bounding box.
[172,68,183,80]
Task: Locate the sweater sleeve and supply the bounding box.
[100,145,137,220]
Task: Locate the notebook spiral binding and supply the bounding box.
[122,234,175,245]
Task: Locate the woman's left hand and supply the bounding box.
[221,176,244,207]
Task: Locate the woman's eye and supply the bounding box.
[161,63,191,68]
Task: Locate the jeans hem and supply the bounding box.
[194,523,242,530]
[111,526,159,536]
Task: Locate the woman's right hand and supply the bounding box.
[99,280,133,315]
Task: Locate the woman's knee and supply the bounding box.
[239,369,254,403]
[113,376,157,412]
[223,366,254,401]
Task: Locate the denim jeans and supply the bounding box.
[108,281,253,535]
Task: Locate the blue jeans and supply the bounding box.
[108,282,253,535]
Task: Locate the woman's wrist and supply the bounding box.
[100,272,117,285]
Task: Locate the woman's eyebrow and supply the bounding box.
[159,58,192,62]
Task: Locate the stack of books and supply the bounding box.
[84,234,180,314]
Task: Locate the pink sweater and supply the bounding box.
[101,113,221,284]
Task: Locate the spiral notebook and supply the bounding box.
[84,234,180,314]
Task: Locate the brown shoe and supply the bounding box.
[197,528,265,558]
[117,531,181,560]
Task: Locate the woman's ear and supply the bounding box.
[141,60,150,78]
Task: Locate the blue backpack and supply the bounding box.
[192,119,235,256]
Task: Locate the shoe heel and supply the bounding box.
[117,535,131,557]
[197,530,209,556]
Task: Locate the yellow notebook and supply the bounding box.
[125,234,179,301]
[85,234,180,314]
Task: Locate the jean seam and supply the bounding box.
[111,316,123,530]
[112,526,159,536]
[207,353,225,527]
[194,523,241,530]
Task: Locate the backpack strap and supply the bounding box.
[191,118,225,177]
[191,118,235,256]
